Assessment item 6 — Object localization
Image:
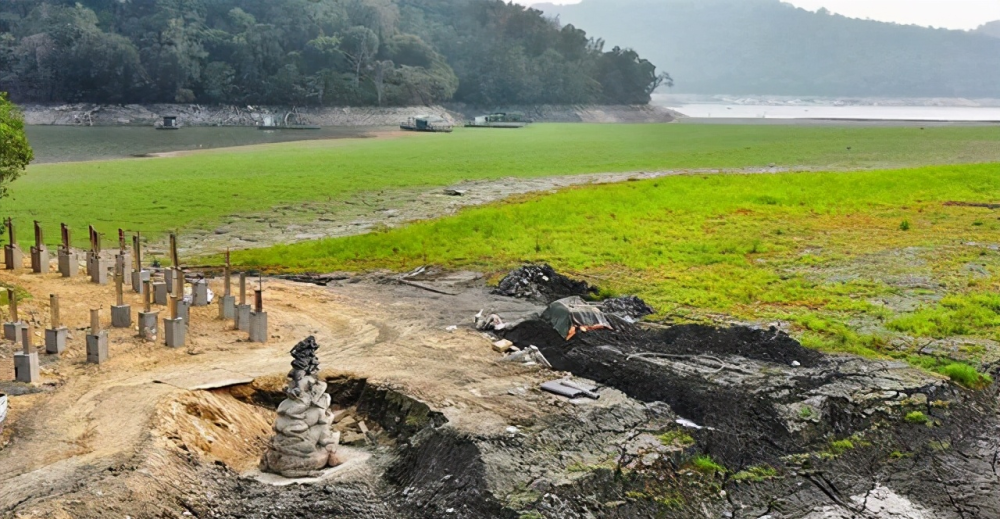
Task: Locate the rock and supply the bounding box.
[260,336,341,478]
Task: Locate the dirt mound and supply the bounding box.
[492,264,596,304]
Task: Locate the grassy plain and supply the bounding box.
[9,123,1000,247]
[235,162,1000,385]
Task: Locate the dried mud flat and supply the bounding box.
[1,265,998,518]
[161,166,795,259]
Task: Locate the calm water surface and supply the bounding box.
[26,126,381,164]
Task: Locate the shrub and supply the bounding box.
[936,363,992,390]
[899,220,911,231]
[690,455,726,475]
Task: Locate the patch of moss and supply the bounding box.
[904,411,929,425]
[657,430,695,448]
[732,465,779,483]
[828,439,855,455]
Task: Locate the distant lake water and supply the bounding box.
[666,104,1000,122]
[26,126,381,164]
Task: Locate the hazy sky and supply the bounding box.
[525,1,1000,30]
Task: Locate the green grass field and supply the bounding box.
[234,161,1000,386]
[9,123,1000,247]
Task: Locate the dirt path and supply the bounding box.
[0,266,549,513]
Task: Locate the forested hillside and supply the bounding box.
[0,0,668,106]
[537,0,1000,98]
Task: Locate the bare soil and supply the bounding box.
[1,264,998,518]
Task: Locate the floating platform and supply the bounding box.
[464,122,527,129]
[258,125,321,130]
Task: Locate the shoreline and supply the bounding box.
[21,103,682,128]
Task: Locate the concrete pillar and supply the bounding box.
[58,250,79,278]
[235,304,251,331]
[90,256,108,285]
[45,328,68,354]
[4,322,25,342]
[219,295,236,320]
[132,270,150,294]
[177,300,190,324]
[139,311,159,340]
[14,351,40,383]
[111,305,131,328]
[4,288,24,341]
[5,245,24,271]
[117,254,133,287]
[191,280,209,307]
[45,294,67,354]
[249,312,268,343]
[164,318,185,348]
[87,309,108,364]
[31,246,49,274]
[86,333,109,364]
[164,268,175,291]
[153,283,168,306]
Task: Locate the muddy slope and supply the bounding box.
[501,317,1000,517]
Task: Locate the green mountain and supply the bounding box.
[0,0,665,106]
[535,0,1000,97]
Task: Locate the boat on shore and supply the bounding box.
[401,115,453,133]
[465,112,529,129]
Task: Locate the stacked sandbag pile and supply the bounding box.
[260,336,340,477]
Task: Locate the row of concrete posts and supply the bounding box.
[5,221,269,384]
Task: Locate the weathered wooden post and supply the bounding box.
[111,260,132,328]
[58,224,78,277]
[3,288,25,341]
[30,220,49,273]
[4,218,23,271]
[219,250,236,320]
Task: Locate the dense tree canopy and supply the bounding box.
[0,0,668,106]
[0,93,32,199]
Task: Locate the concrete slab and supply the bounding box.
[177,300,190,324]
[45,327,68,354]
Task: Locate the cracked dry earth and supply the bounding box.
[1,266,999,518]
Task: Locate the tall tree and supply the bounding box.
[0,93,32,200]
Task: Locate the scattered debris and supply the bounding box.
[0,393,7,434]
[500,345,551,368]
[280,273,351,286]
[492,339,515,353]
[541,379,600,400]
[445,325,458,332]
[493,264,596,303]
[542,296,613,340]
[443,189,467,196]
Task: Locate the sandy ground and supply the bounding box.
[0,262,554,514]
